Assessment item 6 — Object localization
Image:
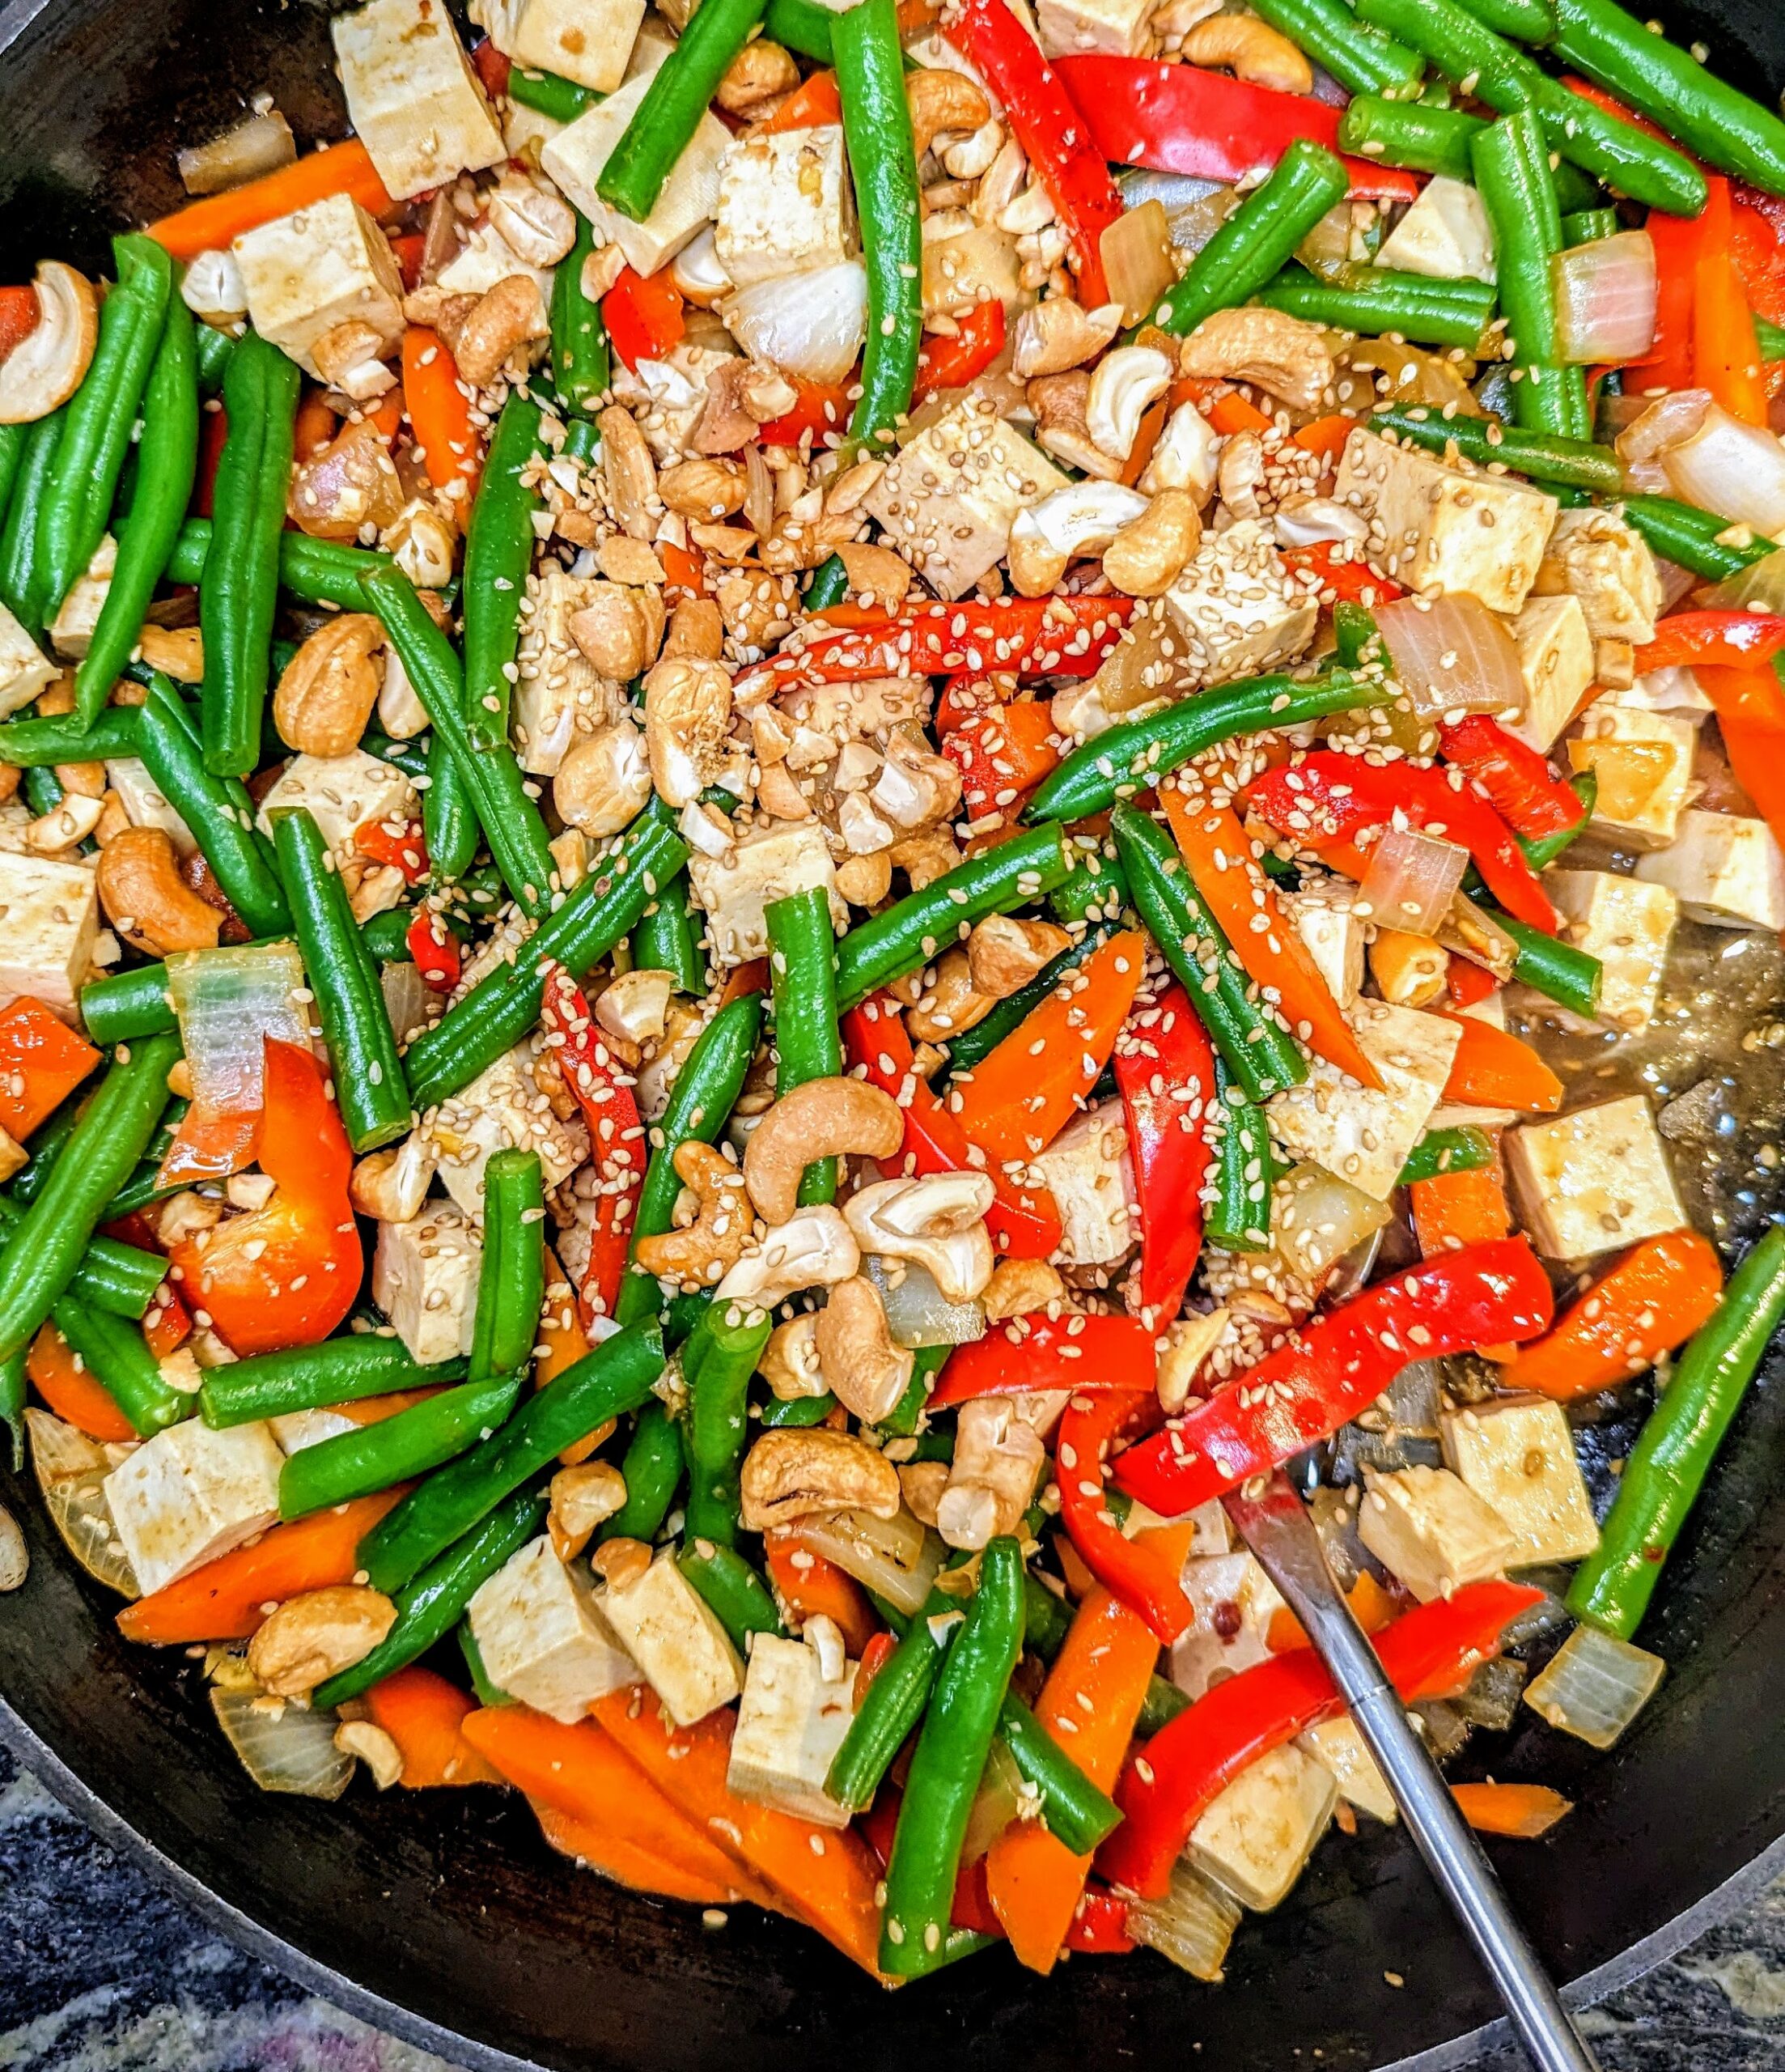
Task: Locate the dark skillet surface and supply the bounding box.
[4,4,1785,2065]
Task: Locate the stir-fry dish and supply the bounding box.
[5,0,1785,1989]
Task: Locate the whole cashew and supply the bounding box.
[1007,478,1148,597]
[246,1585,396,1697]
[634,1141,753,1290]
[714,1204,860,1311]
[815,1275,914,1424]
[739,1426,901,1532]
[905,68,993,162]
[1181,14,1313,93]
[1012,297,1123,380]
[843,1172,996,1304]
[95,826,222,956]
[273,614,385,758]
[935,1395,1046,1551]
[1085,346,1174,464]
[0,262,96,425]
[742,1076,905,1225]
[1103,488,1204,597]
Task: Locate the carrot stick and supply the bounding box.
[1450,1781,1572,1838]
[529,1801,748,1905]
[0,999,100,1141]
[1439,1014,1563,1114]
[148,140,394,261]
[1410,1163,1512,1256]
[983,1588,1158,1973]
[363,1665,502,1787]
[1500,1229,1723,1401]
[402,326,483,498]
[1267,1571,1395,1654]
[764,1531,879,1657]
[294,391,337,461]
[1172,375,1271,435]
[1291,413,1356,462]
[757,69,842,133]
[115,1489,405,1644]
[28,1322,134,1443]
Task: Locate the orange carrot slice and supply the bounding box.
[363,1666,502,1787]
[148,140,393,261]
[1451,1781,1572,1838]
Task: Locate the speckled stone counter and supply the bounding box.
[5,1739,1783,2072]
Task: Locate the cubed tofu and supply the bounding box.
[256,748,418,858]
[1170,1550,1284,1700]
[0,599,55,717]
[435,219,555,303]
[426,1039,588,1212]
[543,74,730,278]
[688,818,846,966]
[473,0,646,91]
[1545,869,1677,1031]
[1267,999,1461,1201]
[1282,876,1367,1008]
[1358,1464,1517,1604]
[600,1548,744,1726]
[1189,1741,1337,1911]
[1503,1094,1685,1259]
[1502,593,1595,754]
[714,127,854,288]
[48,535,114,660]
[1440,1395,1600,1565]
[333,0,507,201]
[106,757,197,854]
[0,851,100,1021]
[863,393,1067,601]
[1569,703,1696,850]
[1531,504,1663,646]
[103,1419,285,1596]
[1024,1101,1137,1267]
[1299,1717,1397,1823]
[1333,427,1557,613]
[1376,175,1495,283]
[269,1407,362,1453]
[1037,0,1154,57]
[726,1632,857,1826]
[371,1198,482,1364]
[513,567,630,774]
[231,193,406,376]
[1635,809,1785,930]
[1161,519,1318,690]
[1614,666,1713,719]
[922,219,1023,324]
[467,1535,638,1722]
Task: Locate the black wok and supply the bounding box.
[5,3,1785,2064]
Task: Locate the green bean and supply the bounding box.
[1049,842,1130,929]
[763,0,834,58]
[1471,113,1591,440]
[761,1391,837,1428]
[273,807,410,1153]
[1249,0,1424,93]
[1148,141,1350,338]
[803,558,850,614]
[201,1337,464,1428]
[996,1692,1123,1853]
[553,214,611,418]
[10,1093,82,1205]
[683,1298,772,1547]
[1483,903,1603,1013]
[23,766,61,817]
[463,393,546,755]
[1520,769,1596,871]
[1137,1675,1192,1739]
[1254,262,1496,350]
[278,1374,522,1521]
[460,1620,513,1705]
[834,825,1073,1009]
[470,1149,546,1382]
[1457,0,1554,36]
[1339,95,1489,178]
[357,1321,664,1594]
[1758,317,1785,363]
[1618,495,1776,584]
[598,0,763,221]
[1562,206,1620,244]
[53,1294,188,1437]
[677,1538,784,1654]
[425,731,479,886]
[403,805,689,1111]
[600,1398,684,1542]
[314,1486,545,1710]
[0,424,24,525]
[945,929,1107,1076]
[1,1344,23,1470]
[0,1193,167,1323]
[359,904,417,965]
[1204,1064,1276,1249]
[193,321,235,394]
[630,869,707,996]
[165,520,396,610]
[828,1579,956,1811]
[74,299,198,728]
[766,887,842,1205]
[507,66,600,121]
[0,409,66,635]
[78,958,186,1044]
[1398,1124,1497,1186]
[1369,406,1622,490]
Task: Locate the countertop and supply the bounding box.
[5,1743,1785,2072]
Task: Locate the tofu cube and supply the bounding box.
[600,1549,744,1726]
[715,127,854,288]
[1376,175,1495,283]
[1545,869,1677,1031]
[1037,0,1155,57]
[473,0,646,91]
[1282,876,1367,1008]
[1162,519,1319,690]
[1171,1549,1283,1701]
[231,193,405,376]
[425,1040,589,1212]
[1502,593,1595,754]
[543,74,731,278]
[103,1419,285,1596]
[1024,1101,1137,1267]
[1531,504,1663,646]
[48,535,115,659]
[1503,1094,1686,1259]
[371,1199,483,1365]
[269,1407,362,1453]
[0,851,100,1021]
[922,220,1024,325]
[1440,1395,1601,1566]
[106,756,197,854]
[688,818,846,966]
[863,394,1067,601]
[513,567,629,775]
[435,219,556,303]
[1189,1741,1337,1911]
[726,1632,857,1826]
[1569,703,1696,850]
[467,1534,639,1722]
[1299,1717,1397,1823]
[1635,809,1785,931]
[0,599,55,717]
[1357,1464,1517,1604]
[333,0,507,201]
[1267,998,1461,1201]
[1333,427,1558,613]
[256,748,418,859]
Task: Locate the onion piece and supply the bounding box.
[1295,201,1355,283]
[1439,890,1519,981]
[177,109,296,197]
[380,958,434,1048]
[721,261,867,386]
[862,1254,986,1348]
[211,1687,357,1798]
[1357,826,1469,936]
[1126,1861,1242,1981]
[1100,199,1176,327]
[28,1408,138,1599]
[0,1504,26,1592]
[1524,1621,1665,1748]
[1452,1654,1528,1731]
[1618,388,1785,536]
[1702,542,1785,614]
[742,440,775,542]
[167,941,310,1119]
[1266,1162,1391,1290]
[1552,231,1657,364]
[1376,592,1527,720]
[795,1505,943,1616]
[960,1738,1025,1863]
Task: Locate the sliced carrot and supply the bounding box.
[530,1800,748,1905]
[1121,397,1168,487]
[757,68,842,133]
[115,1489,405,1644]
[719,957,771,1008]
[764,1531,878,1658]
[1267,1571,1396,1654]
[0,998,100,1140]
[148,139,394,261]
[27,1322,134,1443]
[1439,1014,1563,1114]
[1502,1229,1723,1402]
[1410,1163,1512,1256]
[333,1386,444,1425]
[1172,374,1271,435]
[1451,1781,1572,1838]
[402,326,482,498]
[1291,413,1355,462]
[294,390,337,461]
[363,1666,502,1787]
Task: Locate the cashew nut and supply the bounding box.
[1012,295,1122,380]
[739,1427,901,1531]
[815,1275,914,1424]
[1368,927,1449,1008]
[312,319,396,401]
[138,624,205,683]
[719,37,801,113]
[1103,487,1204,597]
[180,248,246,324]
[486,173,577,268]
[1086,345,1174,463]
[273,614,384,758]
[743,1076,904,1225]
[1182,13,1313,93]
[906,67,993,162]
[935,1395,1045,1550]
[906,947,996,1043]
[1216,430,1268,521]
[595,967,673,1048]
[760,1311,826,1399]
[384,499,457,590]
[597,404,661,541]
[95,826,222,956]
[335,1719,404,1789]
[1157,1307,1229,1412]
[981,1255,1066,1323]
[1139,398,1221,504]
[245,1585,397,1697]
[714,1204,860,1310]
[1007,478,1148,595]
[568,581,665,680]
[452,274,549,388]
[27,792,104,853]
[1178,306,1334,413]
[350,1134,438,1223]
[634,1141,753,1289]
[942,117,1007,180]
[1029,372,1125,480]
[967,914,1071,998]
[659,457,748,520]
[553,720,653,838]
[548,1460,628,1560]
[642,656,733,809]
[0,262,97,424]
[664,597,727,664]
[843,1173,996,1304]
[870,730,959,830]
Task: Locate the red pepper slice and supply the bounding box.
[913,299,1007,404]
[539,961,645,1320]
[354,814,430,884]
[1636,610,1785,673]
[405,908,461,992]
[1437,715,1588,843]
[1114,1238,1554,1518]
[602,266,686,373]
[0,997,100,1142]
[1278,539,1406,606]
[1113,979,1214,1332]
[1097,1579,1541,1896]
[0,285,40,364]
[941,695,1062,831]
[1058,1390,1194,1645]
[1067,1887,1135,1954]
[930,1313,1158,1408]
[754,377,854,448]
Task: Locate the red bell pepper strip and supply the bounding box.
[1637,611,1785,673]
[1694,176,1769,427]
[842,994,1062,1259]
[1053,56,1420,205]
[1437,715,1588,843]
[1098,1580,1541,1896]
[1246,751,1559,933]
[945,0,1123,308]
[1114,1238,1554,1517]
[539,961,645,1319]
[602,267,685,373]
[755,377,854,448]
[1626,208,1703,396]
[1113,979,1215,1331]
[1694,664,1785,850]
[1057,1389,1194,1645]
[942,695,1062,830]
[405,908,461,992]
[931,1313,1159,1407]
[1279,539,1406,606]
[354,815,430,885]
[1070,1888,1136,1953]
[0,287,40,363]
[0,997,100,1143]
[913,300,1007,404]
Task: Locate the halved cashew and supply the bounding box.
[906,947,995,1043]
[1140,397,1221,504]
[642,656,732,809]
[634,1141,752,1289]
[898,1460,948,1528]
[0,262,97,424]
[906,67,993,162]
[742,1076,903,1225]
[664,597,726,664]
[1007,479,1148,596]
[569,581,664,680]
[1181,13,1313,93]
[596,967,673,1048]
[714,1204,860,1310]
[95,826,221,956]
[942,117,1006,180]
[935,1395,1045,1550]
[384,499,457,590]
[28,792,104,853]
[486,174,578,267]
[1178,306,1334,413]
[548,1461,628,1560]
[1029,372,1124,480]
[981,1255,1066,1323]
[1012,296,1122,380]
[739,1427,901,1531]
[350,1134,438,1223]
[1156,1306,1229,1412]
[967,914,1071,997]
[870,730,959,830]
[335,1720,404,1789]
[597,404,661,541]
[138,625,205,683]
[554,720,653,837]
[973,136,1030,227]
[452,274,549,387]
[815,1275,914,1424]
[659,457,748,520]
[312,319,396,401]
[1103,488,1204,598]
[843,1173,996,1304]
[245,1585,396,1697]
[273,614,384,757]
[1086,345,1173,463]
[760,1311,826,1399]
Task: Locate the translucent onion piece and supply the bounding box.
[211,1687,357,1798]
[742,441,775,542]
[166,940,309,1117]
[177,109,296,197]
[1126,1861,1242,1981]
[1267,1161,1391,1289]
[1379,1357,1444,1440]
[1376,592,1526,720]
[1620,389,1785,536]
[795,1505,944,1616]
[1340,339,1482,415]
[1704,543,1785,615]
[862,1254,986,1348]
[0,1504,27,1592]
[1412,1696,1470,1760]
[380,957,434,1048]
[1358,826,1469,936]
[1524,1621,1665,1749]
[722,261,867,386]
[1100,199,1177,327]
[1439,890,1519,980]
[1552,231,1657,365]
[1295,200,1356,283]
[28,1408,138,1599]
[961,1739,1026,1864]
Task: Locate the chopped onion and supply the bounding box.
[1524,1621,1665,1748]
[1358,826,1469,936]
[1703,541,1785,614]
[1376,592,1527,720]
[1117,168,1240,255]
[1552,231,1657,364]
[28,1409,138,1598]
[722,261,867,386]
[961,1739,1025,1863]
[743,441,775,541]
[1380,1357,1444,1439]
[380,958,434,1048]
[1266,1162,1391,1289]
[1618,388,1785,535]
[167,940,310,1118]
[177,109,295,197]
[1126,1861,1241,1981]
[0,1503,26,1593]
[211,1687,356,1798]
[862,1254,986,1348]
[1339,339,1482,416]
[1412,1696,1471,1760]
[1100,200,1176,327]
[1439,890,1519,981]
[1295,201,1355,283]
[796,1505,944,1616]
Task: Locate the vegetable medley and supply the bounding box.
[4,0,1785,1987]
